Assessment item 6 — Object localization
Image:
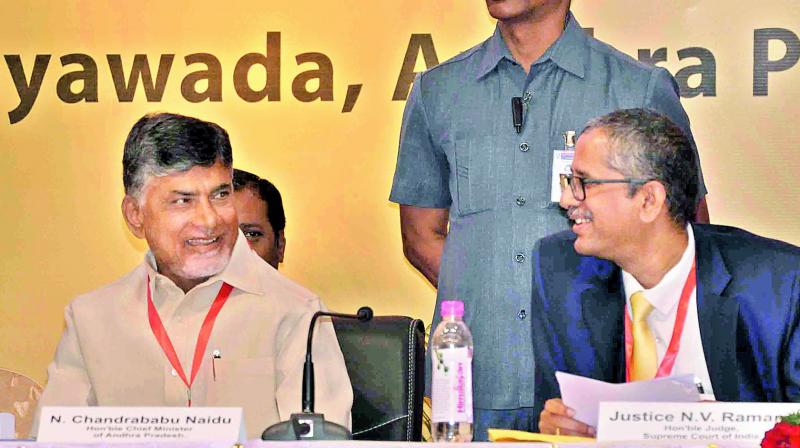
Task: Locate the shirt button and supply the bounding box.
[515,196,526,206]
[515,253,525,263]
[518,309,527,320]
[519,142,530,152]
[171,368,178,377]
[523,91,532,102]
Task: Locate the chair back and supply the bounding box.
[0,368,43,439]
[332,315,424,441]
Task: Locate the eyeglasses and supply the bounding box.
[560,172,652,201]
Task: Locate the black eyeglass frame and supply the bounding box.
[561,173,653,201]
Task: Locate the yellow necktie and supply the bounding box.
[630,291,657,381]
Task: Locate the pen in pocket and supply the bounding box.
[212,349,222,381]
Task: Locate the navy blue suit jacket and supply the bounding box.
[529,224,800,428]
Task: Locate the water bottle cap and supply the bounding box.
[440,300,464,318]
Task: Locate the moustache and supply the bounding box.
[567,207,592,221]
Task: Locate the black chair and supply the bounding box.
[332,315,425,441]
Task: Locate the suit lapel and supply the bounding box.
[694,225,738,400]
[574,257,626,382]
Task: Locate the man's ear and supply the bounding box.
[276,230,286,264]
[638,181,667,224]
[122,195,146,239]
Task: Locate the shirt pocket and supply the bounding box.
[207,356,277,411]
[453,136,496,216]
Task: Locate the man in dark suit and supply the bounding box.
[530,108,800,436]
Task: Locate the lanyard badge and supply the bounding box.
[624,259,697,381]
[146,276,233,406]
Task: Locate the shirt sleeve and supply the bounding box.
[31,302,95,436]
[275,299,353,429]
[644,67,708,196]
[388,75,452,208]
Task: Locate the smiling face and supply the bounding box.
[122,160,238,291]
[559,128,644,262]
[233,187,285,269]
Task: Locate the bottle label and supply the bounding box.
[431,346,473,423]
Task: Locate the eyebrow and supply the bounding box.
[571,166,590,177]
[211,183,231,195]
[170,182,231,197]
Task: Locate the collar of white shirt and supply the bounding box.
[144,229,265,298]
[622,224,695,315]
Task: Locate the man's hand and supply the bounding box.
[399,205,448,287]
[538,398,596,437]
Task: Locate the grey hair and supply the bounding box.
[582,108,699,226]
[122,112,233,198]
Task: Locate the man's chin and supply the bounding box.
[573,240,616,263]
[573,238,594,257]
[179,253,232,281]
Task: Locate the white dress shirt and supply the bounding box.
[35,231,353,438]
[621,225,715,398]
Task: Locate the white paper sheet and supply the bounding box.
[0,413,14,439]
[555,372,700,427]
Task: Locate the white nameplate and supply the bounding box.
[598,402,800,444]
[37,406,245,444]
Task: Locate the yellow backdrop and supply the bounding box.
[1,0,798,384]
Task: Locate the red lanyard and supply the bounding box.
[624,259,696,382]
[146,276,233,406]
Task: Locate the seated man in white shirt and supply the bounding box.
[35,112,352,439]
[529,108,800,436]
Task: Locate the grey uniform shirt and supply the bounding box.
[389,13,706,409]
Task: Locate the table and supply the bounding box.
[0,440,760,447]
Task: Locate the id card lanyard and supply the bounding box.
[146,276,233,406]
[624,259,697,381]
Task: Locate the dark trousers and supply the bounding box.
[473,407,538,441]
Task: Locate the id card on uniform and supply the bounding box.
[550,149,574,202]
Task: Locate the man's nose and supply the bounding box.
[559,183,579,210]
[194,199,220,229]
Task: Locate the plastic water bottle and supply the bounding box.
[431,300,473,442]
